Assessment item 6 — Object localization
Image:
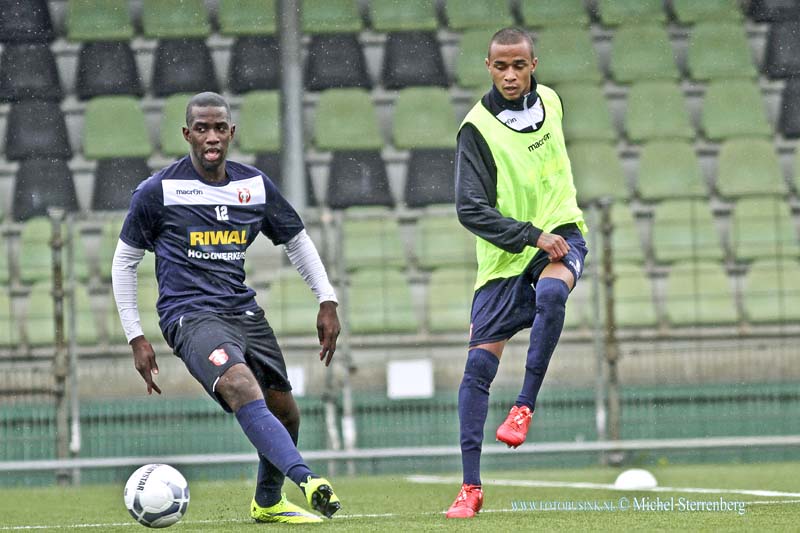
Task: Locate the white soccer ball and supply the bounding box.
[124,464,190,528]
[614,468,658,490]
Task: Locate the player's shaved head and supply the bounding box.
[186,92,232,126]
[488,27,534,59]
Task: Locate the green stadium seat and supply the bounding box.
[610,202,645,264]
[716,138,785,197]
[343,212,407,271]
[25,281,55,346]
[313,89,383,150]
[614,264,658,327]
[731,197,799,262]
[244,233,285,286]
[19,217,53,284]
[610,25,679,83]
[636,141,707,199]
[742,259,800,323]
[415,213,476,270]
[701,80,772,141]
[534,27,603,85]
[218,0,276,36]
[598,0,666,26]
[671,0,743,24]
[159,93,191,158]
[624,81,694,142]
[392,87,457,149]
[0,285,16,347]
[255,270,319,336]
[136,274,161,341]
[687,22,756,81]
[557,84,616,142]
[665,262,738,326]
[238,91,281,153]
[427,267,473,333]
[563,270,591,330]
[651,199,723,263]
[370,0,438,31]
[73,282,99,345]
[0,229,8,286]
[568,142,628,204]
[66,0,134,41]
[142,0,210,38]
[83,96,152,159]
[301,0,362,33]
[455,30,495,89]
[444,0,513,31]
[520,0,589,28]
[348,268,418,334]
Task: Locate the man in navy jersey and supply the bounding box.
[111,92,340,524]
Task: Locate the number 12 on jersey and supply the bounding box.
[215,205,229,221]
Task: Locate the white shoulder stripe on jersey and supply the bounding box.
[162,176,266,206]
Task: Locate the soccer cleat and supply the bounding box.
[496,405,533,448]
[300,476,341,518]
[250,494,323,524]
[445,483,483,519]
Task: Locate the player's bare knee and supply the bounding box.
[216,363,263,412]
[267,391,300,431]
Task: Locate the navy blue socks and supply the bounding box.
[235,399,314,493]
[458,348,499,486]
[516,278,569,410]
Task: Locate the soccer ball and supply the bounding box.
[124,464,190,528]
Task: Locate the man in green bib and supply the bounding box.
[446,27,588,519]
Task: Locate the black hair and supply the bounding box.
[185,92,232,126]
[488,27,535,59]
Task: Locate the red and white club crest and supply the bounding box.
[208,348,229,366]
[237,188,251,204]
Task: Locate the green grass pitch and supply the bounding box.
[1,462,798,531]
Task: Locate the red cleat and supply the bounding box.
[496,405,533,448]
[445,484,483,519]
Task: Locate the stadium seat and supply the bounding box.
[0,231,8,286]
[519,0,589,28]
[18,217,54,284]
[218,0,276,36]
[237,91,281,153]
[609,202,645,264]
[13,159,79,222]
[327,152,393,209]
[313,89,383,151]
[305,33,370,91]
[342,212,406,270]
[701,80,772,141]
[301,0,363,33]
[455,30,496,89]
[671,0,743,24]
[142,0,210,39]
[136,273,161,341]
[715,138,785,197]
[779,77,800,138]
[4,101,72,161]
[651,199,723,263]
[348,268,418,334]
[392,87,457,150]
[24,281,56,346]
[749,0,800,22]
[444,0,513,30]
[382,31,447,89]
[731,196,799,262]
[253,153,318,207]
[0,0,54,43]
[73,282,100,345]
[369,0,438,31]
[159,93,191,158]
[405,150,456,207]
[427,267,474,333]
[83,96,152,159]
[765,21,800,79]
[614,264,658,328]
[624,81,694,142]
[415,214,476,270]
[557,84,616,143]
[568,142,627,204]
[255,269,320,336]
[610,25,679,83]
[66,0,134,41]
[228,36,281,93]
[533,27,603,85]
[687,22,756,81]
[563,270,593,330]
[0,43,63,102]
[152,39,219,97]
[636,141,707,199]
[597,0,666,26]
[75,41,143,100]
[92,158,151,211]
[664,262,738,326]
[742,259,800,323]
[0,286,18,348]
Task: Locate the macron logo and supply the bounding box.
[176,188,203,195]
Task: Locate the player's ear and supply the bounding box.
[182,126,190,142]
[531,56,538,73]
[485,57,490,72]
[229,124,235,139]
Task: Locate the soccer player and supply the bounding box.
[111,92,340,524]
[446,28,588,519]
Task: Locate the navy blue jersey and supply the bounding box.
[120,156,304,333]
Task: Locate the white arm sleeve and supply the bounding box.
[111,239,146,343]
[283,229,338,304]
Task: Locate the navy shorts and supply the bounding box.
[469,224,588,347]
[165,308,291,412]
